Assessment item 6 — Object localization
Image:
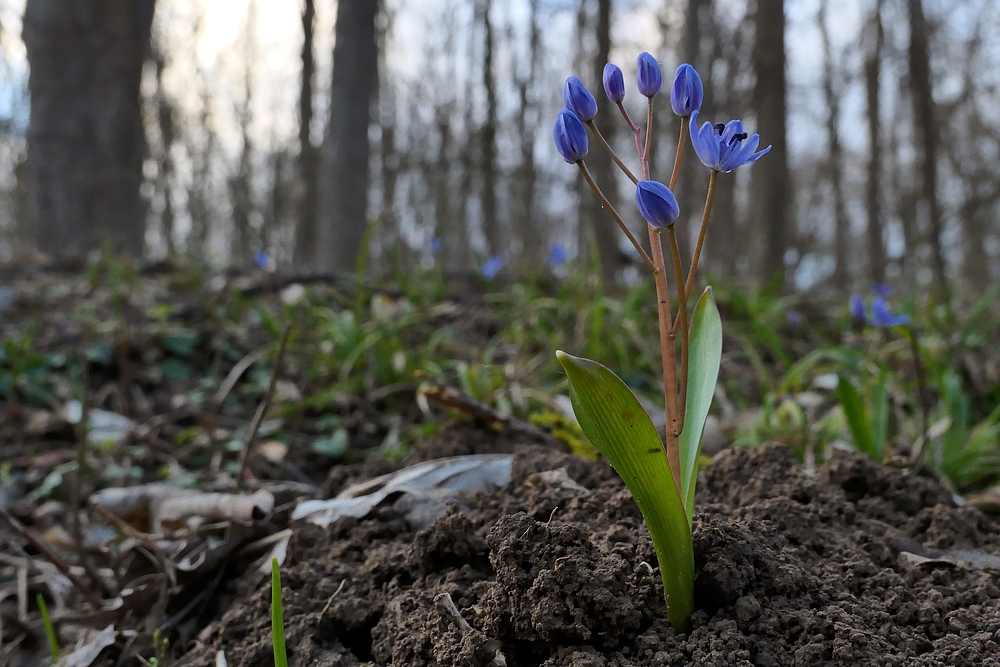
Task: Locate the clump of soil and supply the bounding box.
[179,443,1000,667]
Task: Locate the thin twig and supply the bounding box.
[586,120,639,184]
[681,169,719,307]
[0,505,102,606]
[235,325,292,490]
[578,161,656,272]
[667,226,689,430]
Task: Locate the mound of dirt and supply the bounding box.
[179,443,1000,667]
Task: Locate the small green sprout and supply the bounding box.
[271,557,288,667]
[37,593,59,664]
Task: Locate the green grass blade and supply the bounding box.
[871,371,889,461]
[36,594,59,664]
[679,287,723,523]
[271,557,288,667]
[836,375,876,459]
[556,350,693,631]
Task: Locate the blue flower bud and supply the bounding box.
[562,76,598,122]
[603,63,625,103]
[849,294,866,322]
[635,180,679,228]
[636,52,662,98]
[670,63,703,117]
[553,109,589,163]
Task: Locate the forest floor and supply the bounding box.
[1,262,1000,667]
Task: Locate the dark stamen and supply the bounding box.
[728,132,748,145]
[714,123,726,135]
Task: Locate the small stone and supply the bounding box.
[735,594,762,630]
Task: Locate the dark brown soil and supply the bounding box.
[178,438,1000,667]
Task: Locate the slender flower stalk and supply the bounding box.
[669,118,689,190]
[644,98,654,169]
[578,161,655,272]
[682,169,719,305]
[668,224,689,427]
[586,120,639,184]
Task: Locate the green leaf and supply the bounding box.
[836,375,876,459]
[271,558,288,667]
[679,288,723,523]
[556,350,692,631]
[871,371,889,461]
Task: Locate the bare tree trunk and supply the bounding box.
[320,0,380,272]
[751,0,790,286]
[674,0,706,269]
[23,0,155,260]
[513,0,541,269]
[907,0,949,295]
[229,1,255,267]
[819,0,849,290]
[479,0,500,258]
[294,0,319,271]
[864,0,886,284]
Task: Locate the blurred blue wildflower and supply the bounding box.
[563,76,598,122]
[429,237,442,254]
[786,308,802,326]
[480,255,506,280]
[850,294,866,322]
[636,52,662,97]
[603,63,625,103]
[254,251,275,272]
[870,296,910,327]
[553,109,589,163]
[870,282,891,299]
[670,64,703,117]
[689,111,771,172]
[548,244,568,266]
[635,180,680,229]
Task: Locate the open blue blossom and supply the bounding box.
[689,110,771,172]
[635,180,679,229]
[670,64,703,117]
[603,63,625,103]
[429,237,442,254]
[548,243,568,266]
[636,52,662,97]
[563,76,598,122]
[870,297,910,328]
[480,255,506,280]
[553,109,589,163]
[850,294,866,322]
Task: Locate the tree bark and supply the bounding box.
[865,0,886,283]
[320,0,380,272]
[479,0,500,259]
[819,0,850,290]
[23,0,155,259]
[587,0,623,284]
[751,0,790,286]
[907,0,949,295]
[294,0,319,271]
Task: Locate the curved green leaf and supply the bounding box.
[679,288,723,523]
[836,374,876,459]
[556,350,692,631]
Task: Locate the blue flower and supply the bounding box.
[552,109,589,163]
[870,282,891,299]
[548,243,568,266]
[670,64,703,117]
[635,180,679,229]
[870,297,910,328]
[480,255,506,280]
[689,110,771,172]
[636,52,662,97]
[562,76,598,122]
[254,251,273,271]
[603,63,625,103]
[850,294,866,322]
[786,308,802,326]
[429,237,442,254]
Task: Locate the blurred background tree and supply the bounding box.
[0,0,996,298]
